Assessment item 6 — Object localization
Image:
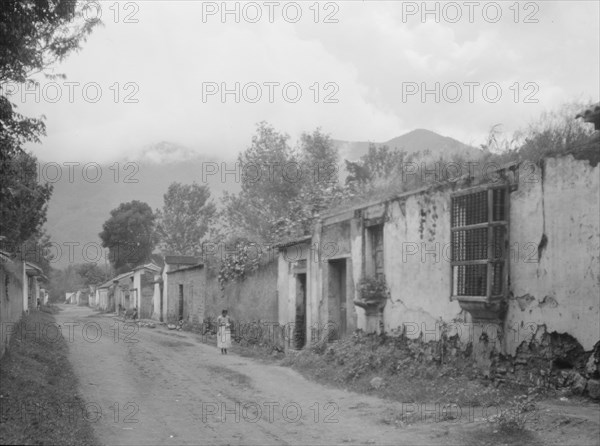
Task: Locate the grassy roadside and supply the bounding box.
[0,309,98,446]
[278,333,600,445]
[281,332,533,407]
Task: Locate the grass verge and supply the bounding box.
[0,310,98,445]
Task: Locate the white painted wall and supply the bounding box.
[505,156,600,353]
[278,156,600,355]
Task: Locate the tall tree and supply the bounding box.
[99,201,157,274]
[221,122,299,242]
[1,0,99,245]
[0,150,52,244]
[156,182,217,255]
[273,129,348,238]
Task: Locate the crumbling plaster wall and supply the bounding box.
[381,191,466,339]
[360,156,598,359]
[506,156,600,355]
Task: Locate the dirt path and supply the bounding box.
[54,305,599,445]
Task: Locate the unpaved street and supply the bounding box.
[54,305,469,445]
[54,305,598,446]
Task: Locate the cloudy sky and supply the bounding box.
[13,0,600,163]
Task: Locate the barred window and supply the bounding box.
[451,187,509,299]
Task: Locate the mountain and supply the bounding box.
[334,129,482,161]
[41,130,481,268]
[41,142,238,267]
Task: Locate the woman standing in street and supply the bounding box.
[217,309,232,354]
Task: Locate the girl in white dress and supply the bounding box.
[217,309,232,354]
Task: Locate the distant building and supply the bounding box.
[166,263,206,324]
[153,255,202,322]
[23,262,44,312]
[132,263,161,319]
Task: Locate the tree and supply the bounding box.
[156,182,217,255]
[76,263,109,287]
[221,122,300,242]
[18,230,54,275]
[0,151,53,245]
[47,262,110,302]
[272,129,349,238]
[48,264,84,302]
[1,1,99,245]
[345,144,408,188]
[99,201,157,274]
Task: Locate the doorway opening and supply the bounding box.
[178,284,184,321]
[294,273,307,349]
[328,259,347,340]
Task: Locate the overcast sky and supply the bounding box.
[13,0,600,163]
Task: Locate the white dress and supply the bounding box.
[217,316,232,349]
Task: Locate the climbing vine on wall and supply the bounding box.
[417,193,438,242]
[217,241,263,291]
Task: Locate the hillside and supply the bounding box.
[334,128,482,161]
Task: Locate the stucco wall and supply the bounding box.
[371,156,599,356]
[505,156,600,353]
[205,260,278,325]
[280,155,599,357]
[382,191,462,335]
[97,288,109,310]
[166,266,206,324]
[114,275,133,311]
[139,271,155,319]
[0,260,24,358]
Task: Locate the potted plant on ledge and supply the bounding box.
[354,275,390,311]
[354,275,389,334]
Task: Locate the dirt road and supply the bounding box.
[54,305,598,445]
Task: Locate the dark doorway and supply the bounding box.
[294,273,307,349]
[328,259,347,340]
[178,284,184,321]
[159,283,164,322]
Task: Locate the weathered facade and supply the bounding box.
[205,259,279,324]
[278,154,600,364]
[166,264,206,324]
[0,254,46,358]
[95,280,111,311]
[132,263,161,319]
[112,271,134,312]
[1,252,24,358]
[24,261,44,311]
[153,255,200,322]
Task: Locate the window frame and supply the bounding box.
[450,184,510,302]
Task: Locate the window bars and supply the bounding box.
[451,186,509,300]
